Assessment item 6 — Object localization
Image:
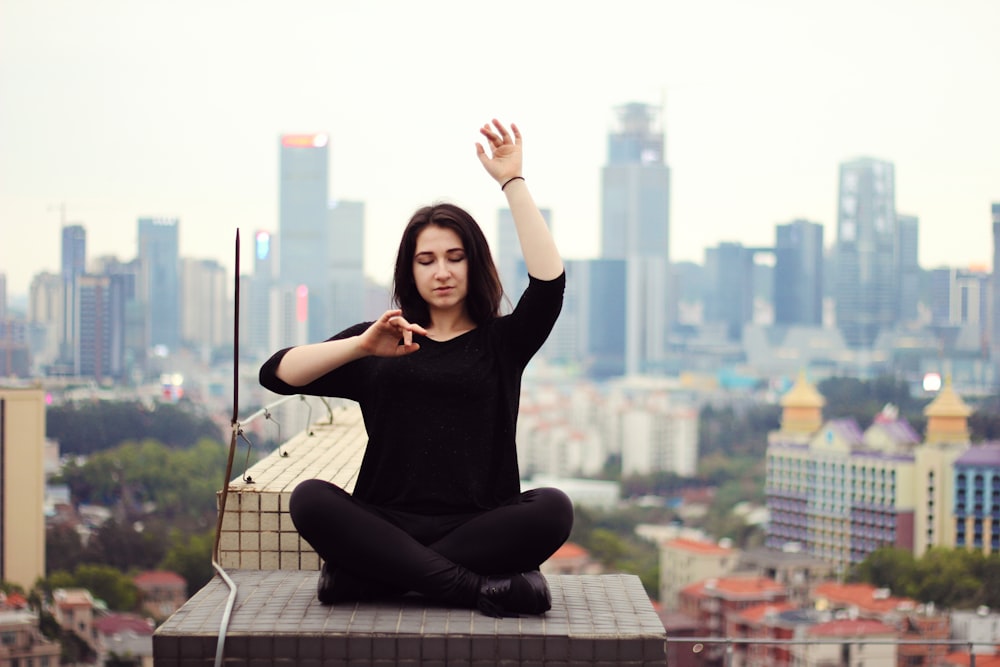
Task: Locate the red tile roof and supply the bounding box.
[664,538,733,555]
[0,592,27,609]
[940,652,1000,667]
[682,576,786,600]
[734,601,796,624]
[549,542,590,560]
[813,582,915,615]
[94,613,154,636]
[808,619,897,637]
[133,570,186,587]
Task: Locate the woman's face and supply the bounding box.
[412,224,469,315]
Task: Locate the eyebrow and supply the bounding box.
[414,248,465,258]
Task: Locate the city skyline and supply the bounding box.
[2,0,1000,298]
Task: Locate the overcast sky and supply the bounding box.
[2,0,998,297]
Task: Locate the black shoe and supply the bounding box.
[317,562,337,605]
[476,570,552,618]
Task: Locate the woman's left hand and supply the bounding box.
[476,119,523,186]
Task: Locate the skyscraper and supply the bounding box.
[28,272,61,370]
[0,386,46,590]
[774,220,824,326]
[563,258,628,379]
[75,273,125,380]
[137,217,180,352]
[992,203,1000,385]
[278,133,330,343]
[327,200,365,336]
[600,103,671,375]
[180,258,228,353]
[59,224,86,370]
[704,242,758,340]
[896,214,920,325]
[243,230,276,360]
[834,157,897,348]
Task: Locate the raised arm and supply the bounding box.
[476,119,563,281]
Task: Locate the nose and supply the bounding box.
[434,260,451,279]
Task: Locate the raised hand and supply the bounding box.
[476,119,523,186]
[358,310,427,357]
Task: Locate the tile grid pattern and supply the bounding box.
[217,405,367,571]
[154,570,667,666]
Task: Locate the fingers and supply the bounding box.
[479,119,516,148]
[386,313,428,337]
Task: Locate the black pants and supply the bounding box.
[289,479,574,607]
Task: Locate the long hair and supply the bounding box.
[392,203,503,327]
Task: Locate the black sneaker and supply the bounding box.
[316,562,337,605]
[476,570,552,618]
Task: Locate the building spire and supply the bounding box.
[923,376,972,444]
[779,370,825,435]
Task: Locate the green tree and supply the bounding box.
[55,437,237,523]
[45,525,86,574]
[817,376,928,431]
[160,529,215,596]
[70,564,139,611]
[851,547,917,596]
[42,565,139,612]
[969,395,1000,441]
[46,400,221,454]
[83,519,166,571]
[698,404,780,459]
[912,548,982,608]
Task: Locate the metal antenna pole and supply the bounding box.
[210,229,242,667]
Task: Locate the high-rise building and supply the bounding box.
[928,267,990,332]
[774,220,824,326]
[896,214,920,324]
[28,272,61,370]
[600,103,671,375]
[992,203,1000,385]
[704,242,759,340]
[93,257,143,378]
[137,217,180,352]
[561,259,628,378]
[0,273,6,320]
[0,386,46,590]
[834,158,897,348]
[59,225,86,370]
[278,133,330,343]
[74,274,123,380]
[180,258,229,354]
[327,200,365,336]
[242,230,276,361]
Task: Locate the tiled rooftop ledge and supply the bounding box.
[216,403,367,571]
[154,571,667,666]
[156,403,667,666]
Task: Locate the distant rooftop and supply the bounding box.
[955,443,1000,467]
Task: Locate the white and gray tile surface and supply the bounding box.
[154,570,667,666]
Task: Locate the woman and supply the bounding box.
[258,119,572,617]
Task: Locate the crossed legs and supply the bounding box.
[288,479,574,607]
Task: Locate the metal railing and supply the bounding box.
[211,393,337,667]
[668,635,988,666]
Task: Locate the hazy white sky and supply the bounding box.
[2,0,998,297]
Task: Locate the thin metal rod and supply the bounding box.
[211,229,242,667]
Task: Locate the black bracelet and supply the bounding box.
[501,176,525,191]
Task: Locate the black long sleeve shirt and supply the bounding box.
[259,273,565,515]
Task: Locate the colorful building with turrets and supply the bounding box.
[765,374,987,572]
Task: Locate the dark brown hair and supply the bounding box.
[392,203,503,327]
